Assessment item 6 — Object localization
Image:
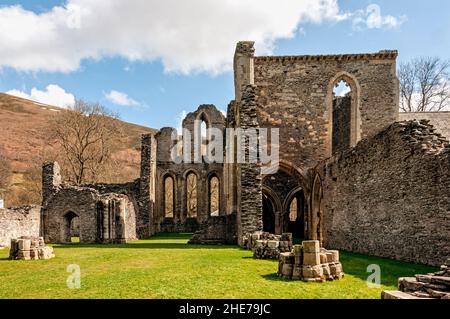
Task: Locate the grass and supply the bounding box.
[0,233,436,299]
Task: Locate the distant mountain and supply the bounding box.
[0,93,156,207]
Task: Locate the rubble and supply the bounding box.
[382,258,450,299]
[242,232,293,259]
[9,236,55,260]
[277,240,344,282]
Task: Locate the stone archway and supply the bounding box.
[63,211,80,243]
[285,188,306,240]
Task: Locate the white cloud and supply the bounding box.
[104,90,139,106]
[352,4,407,31]
[0,0,350,75]
[6,84,75,108]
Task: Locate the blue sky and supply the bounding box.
[0,0,449,129]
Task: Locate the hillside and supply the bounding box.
[0,93,156,207]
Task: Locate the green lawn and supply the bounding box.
[0,233,436,299]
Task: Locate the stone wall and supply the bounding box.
[252,48,399,171]
[236,85,263,246]
[188,213,237,245]
[318,120,450,266]
[399,112,450,140]
[154,105,226,233]
[0,206,41,247]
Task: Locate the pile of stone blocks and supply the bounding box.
[242,232,293,260]
[278,240,344,282]
[382,258,450,299]
[9,236,55,260]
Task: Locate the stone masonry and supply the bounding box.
[242,231,293,260]
[0,206,41,247]
[318,120,450,266]
[382,258,450,299]
[36,41,450,271]
[9,236,54,260]
[278,240,344,282]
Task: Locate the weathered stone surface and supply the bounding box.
[382,291,425,300]
[9,236,54,260]
[384,261,450,299]
[277,240,343,283]
[0,206,41,247]
[303,241,320,254]
[320,120,450,267]
[303,252,321,266]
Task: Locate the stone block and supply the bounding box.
[303,252,320,266]
[302,240,320,254]
[398,277,425,292]
[320,253,327,264]
[282,264,293,278]
[322,264,332,279]
[18,239,31,251]
[267,240,279,249]
[328,250,339,262]
[302,265,323,279]
[30,248,39,260]
[280,252,294,264]
[292,266,302,280]
[381,291,424,300]
[293,245,302,255]
[17,250,31,260]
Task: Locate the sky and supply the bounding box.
[0,0,449,129]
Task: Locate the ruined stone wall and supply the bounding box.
[236,85,263,245]
[154,105,226,233]
[42,186,137,243]
[188,213,237,245]
[399,112,450,140]
[318,120,450,266]
[253,50,399,172]
[139,133,157,237]
[0,206,41,247]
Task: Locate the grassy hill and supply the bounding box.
[0,93,156,207]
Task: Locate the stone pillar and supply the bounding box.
[234,41,255,102]
[139,134,157,238]
[237,85,263,246]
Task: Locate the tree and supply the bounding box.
[49,100,122,185]
[0,145,11,195]
[399,57,450,112]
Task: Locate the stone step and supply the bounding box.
[382,290,431,300]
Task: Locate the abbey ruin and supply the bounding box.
[2,41,449,267]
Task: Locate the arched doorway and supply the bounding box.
[262,193,276,234]
[63,211,80,243]
[286,190,306,240]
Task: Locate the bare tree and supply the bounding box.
[399,57,450,112]
[49,100,122,185]
[0,145,11,195]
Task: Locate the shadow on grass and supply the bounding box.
[55,242,239,250]
[338,251,437,287]
[257,250,438,287]
[51,233,240,250]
